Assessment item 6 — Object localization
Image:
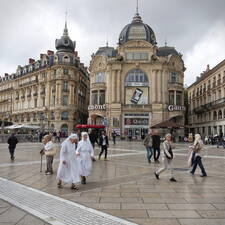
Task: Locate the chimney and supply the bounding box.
[47,50,54,55]
[29,58,35,64]
[206,64,210,72]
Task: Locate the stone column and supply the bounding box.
[45,82,50,107]
[112,70,116,103]
[162,70,166,103]
[116,70,121,103]
[157,70,162,103]
[37,86,42,107]
[174,90,177,105]
[56,81,62,106]
[151,70,157,103]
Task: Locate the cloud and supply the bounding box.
[184,21,225,85]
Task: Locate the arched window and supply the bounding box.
[125,69,148,86]
[61,124,68,136]
[213,111,217,120]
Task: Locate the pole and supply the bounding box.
[40,154,43,172]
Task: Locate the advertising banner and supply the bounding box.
[125,87,148,105]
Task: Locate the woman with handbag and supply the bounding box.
[76,132,94,184]
[154,133,177,182]
[57,134,80,189]
[190,134,207,177]
[42,135,55,175]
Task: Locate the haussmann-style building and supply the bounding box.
[0,23,89,135]
[88,9,186,140]
[187,60,225,137]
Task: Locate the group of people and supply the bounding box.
[41,132,94,189]
[152,132,207,182]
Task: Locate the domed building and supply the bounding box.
[89,9,185,140]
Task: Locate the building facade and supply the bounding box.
[89,10,185,139]
[0,23,89,135]
[187,60,225,136]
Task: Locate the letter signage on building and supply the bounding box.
[88,104,106,111]
[168,105,186,111]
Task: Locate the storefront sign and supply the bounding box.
[88,104,106,110]
[124,118,149,126]
[168,105,186,111]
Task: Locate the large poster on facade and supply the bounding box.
[125,87,148,105]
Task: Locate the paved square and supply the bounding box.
[0,141,225,225]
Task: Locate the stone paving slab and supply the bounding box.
[0,177,136,225]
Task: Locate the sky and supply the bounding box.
[1,0,225,86]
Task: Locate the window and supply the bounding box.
[126,52,149,61]
[170,72,179,83]
[99,90,105,105]
[42,98,45,107]
[62,95,68,106]
[34,99,37,108]
[63,82,69,91]
[63,69,69,75]
[51,95,55,106]
[218,110,222,119]
[91,91,98,105]
[213,111,217,120]
[61,112,69,120]
[51,112,55,120]
[176,91,182,105]
[95,72,105,83]
[125,69,148,86]
[169,91,175,105]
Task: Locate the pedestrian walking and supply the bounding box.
[76,132,94,184]
[89,130,99,149]
[57,134,80,189]
[42,135,56,175]
[190,134,207,177]
[56,131,61,143]
[7,133,18,161]
[217,132,225,148]
[152,130,161,163]
[112,130,117,145]
[99,131,109,160]
[154,133,177,182]
[143,131,153,163]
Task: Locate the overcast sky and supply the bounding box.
[1,0,225,85]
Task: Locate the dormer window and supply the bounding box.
[64,39,69,45]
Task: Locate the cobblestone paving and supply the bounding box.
[0,141,225,225]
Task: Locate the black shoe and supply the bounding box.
[148,160,151,163]
[200,174,207,177]
[190,171,194,175]
[170,177,177,182]
[154,172,159,180]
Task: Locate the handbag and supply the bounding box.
[45,146,57,156]
[164,145,173,159]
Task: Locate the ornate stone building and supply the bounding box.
[0,23,89,135]
[89,10,185,139]
[187,60,225,136]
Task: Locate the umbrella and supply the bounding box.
[151,120,184,129]
[4,124,40,129]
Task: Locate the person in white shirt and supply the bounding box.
[76,132,94,184]
[57,134,80,189]
[154,133,177,182]
[42,135,54,175]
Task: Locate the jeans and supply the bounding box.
[153,147,160,161]
[99,145,108,159]
[191,156,207,176]
[8,147,15,158]
[146,146,153,162]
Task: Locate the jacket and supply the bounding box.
[143,135,153,147]
[152,135,160,148]
[163,140,173,160]
[7,136,18,148]
[99,135,109,147]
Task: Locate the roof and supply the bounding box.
[151,120,184,129]
[157,46,179,57]
[95,46,117,57]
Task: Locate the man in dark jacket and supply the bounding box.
[152,130,161,163]
[98,131,109,161]
[7,133,18,160]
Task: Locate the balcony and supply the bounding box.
[27,94,31,98]
[33,93,38,97]
[63,89,69,93]
[212,82,216,88]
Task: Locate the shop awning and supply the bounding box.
[151,121,184,129]
[76,124,105,129]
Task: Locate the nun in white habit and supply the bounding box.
[57,134,80,189]
[76,132,94,184]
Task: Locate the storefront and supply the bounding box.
[123,113,150,140]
